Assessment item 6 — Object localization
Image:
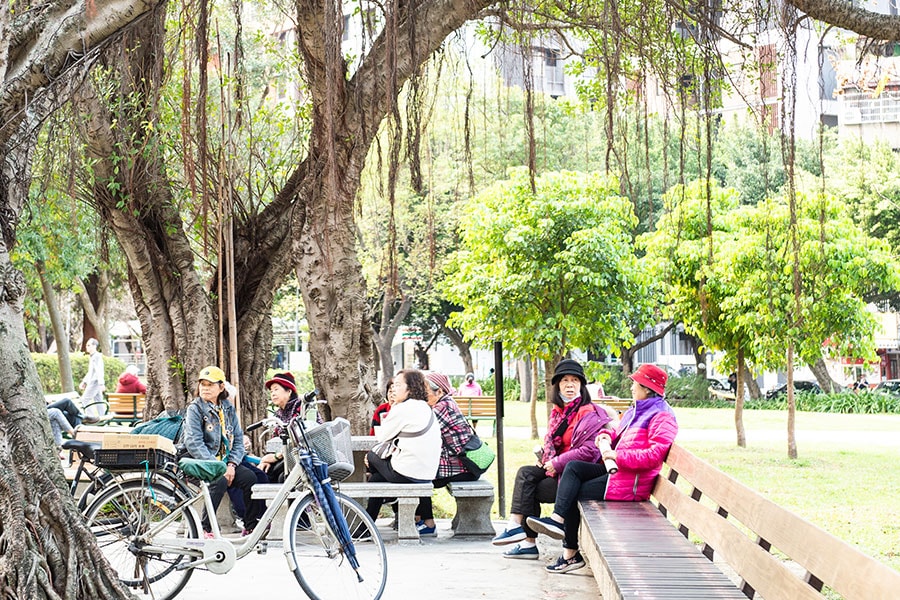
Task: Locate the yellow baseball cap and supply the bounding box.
[198,365,226,383]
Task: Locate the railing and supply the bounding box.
[840,90,900,124]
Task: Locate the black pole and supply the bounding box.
[494,341,505,518]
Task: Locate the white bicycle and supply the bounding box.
[83,393,387,600]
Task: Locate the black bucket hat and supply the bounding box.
[551,359,587,386]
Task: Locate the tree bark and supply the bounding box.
[76,272,110,355]
[517,358,532,403]
[809,356,841,393]
[373,293,411,384]
[734,348,746,447]
[440,322,474,375]
[786,0,900,41]
[36,263,75,392]
[530,357,539,439]
[620,321,676,374]
[741,362,762,400]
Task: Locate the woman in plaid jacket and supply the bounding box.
[413,371,481,537]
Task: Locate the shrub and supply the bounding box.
[32,352,126,395]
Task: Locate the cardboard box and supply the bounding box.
[102,433,176,455]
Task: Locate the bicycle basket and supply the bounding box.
[288,417,354,482]
[94,448,175,471]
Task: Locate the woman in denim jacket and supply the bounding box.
[184,366,261,536]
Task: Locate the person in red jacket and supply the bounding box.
[527,363,678,574]
[491,359,614,560]
[115,365,147,394]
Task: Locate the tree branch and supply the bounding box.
[786,0,900,41]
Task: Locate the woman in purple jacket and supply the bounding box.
[527,363,678,573]
[492,359,614,559]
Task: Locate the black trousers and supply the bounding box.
[364,450,430,521]
[205,464,262,532]
[510,465,558,539]
[553,460,609,549]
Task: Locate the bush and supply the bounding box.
[32,352,127,395]
[480,376,523,403]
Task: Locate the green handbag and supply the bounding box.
[460,434,496,476]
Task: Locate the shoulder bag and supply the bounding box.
[459,430,496,476]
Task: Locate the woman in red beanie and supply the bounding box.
[258,372,303,482]
[527,363,678,573]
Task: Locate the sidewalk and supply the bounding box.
[177,519,599,599]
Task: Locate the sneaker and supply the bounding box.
[526,516,565,540]
[491,526,526,546]
[203,531,215,539]
[416,522,437,538]
[546,552,586,573]
[502,543,539,560]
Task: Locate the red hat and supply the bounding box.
[425,371,454,396]
[629,364,668,396]
[265,372,297,394]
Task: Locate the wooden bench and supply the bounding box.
[252,481,433,541]
[578,443,900,600]
[596,397,632,415]
[447,478,494,537]
[105,392,145,426]
[454,395,497,435]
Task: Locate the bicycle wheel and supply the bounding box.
[286,492,387,600]
[83,478,199,600]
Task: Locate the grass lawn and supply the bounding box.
[432,401,900,573]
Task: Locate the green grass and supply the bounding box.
[432,401,900,574]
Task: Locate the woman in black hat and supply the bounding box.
[491,359,614,560]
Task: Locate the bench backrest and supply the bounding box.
[596,398,631,414]
[106,393,145,420]
[654,444,900,600]
[454,395,496,418]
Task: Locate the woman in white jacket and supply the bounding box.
[365,369,441,521]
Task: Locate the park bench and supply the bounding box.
[104,392,145,426]
[578,443,900,600]
[596,397,632,415]
[454,395,497,435]
[447,478,494,537]
[252,481,433,541]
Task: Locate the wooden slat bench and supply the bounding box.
[596,397,632,415]
[578,443,900,600]
[447,478,494,537]
[252,481,433,541]
[105,392,145,426]
[454,395,497,435]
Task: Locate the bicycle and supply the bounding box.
[82,392,387,600]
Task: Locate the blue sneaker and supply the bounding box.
[546,552,585,573]
[416,522,437,537]
[503,543,539,560]
[491,526,526,546]
[526,516,564,540]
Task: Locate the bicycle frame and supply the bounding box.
[131,439,314,571]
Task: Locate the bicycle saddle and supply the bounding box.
[178,458,227,481]
[61,439,101,461]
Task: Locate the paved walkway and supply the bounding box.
[177,519,598,599]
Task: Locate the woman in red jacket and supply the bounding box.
[527,363,678,573]
[491,359,614,560]
[115,365,147,394]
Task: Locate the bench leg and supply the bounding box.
[451,492,495,537]
[396,498,421,540]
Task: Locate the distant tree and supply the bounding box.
[445,168,652,398]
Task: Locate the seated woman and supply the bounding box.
[183,365,261,537]
[414,371,480,537]
[365,369,441,522]
[492,358,614,559]
[257,372,304,482]
[526,363,678,573]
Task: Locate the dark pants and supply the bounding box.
[417,471,479,521]
[364,450,430,521]
[47,398,82,429]
[553,460,609,549]
[227,461,269,522]
[205,463,262,532]
[510,465,559,539]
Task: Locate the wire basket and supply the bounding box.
[95,448,175,471]
[288,417,354,482]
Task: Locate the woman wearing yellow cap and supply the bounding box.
[184,366,261,537]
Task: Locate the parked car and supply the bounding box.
[765,380,822,400]
[872,379,900,396]
[707,377,730,392]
